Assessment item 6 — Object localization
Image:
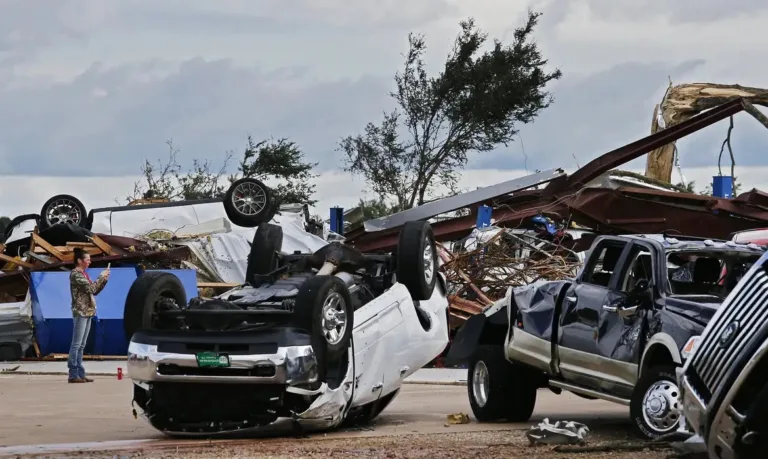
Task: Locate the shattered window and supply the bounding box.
[666,250,762,298]
[583,241,626,288]
[621,246,653,293]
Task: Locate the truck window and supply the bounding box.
[620,246,653,293]
[582,241,626,288]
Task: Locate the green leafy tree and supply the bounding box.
[127,136,319,206]
[338,11,562,210]
[355,198,401,221]
[234,136,319,206]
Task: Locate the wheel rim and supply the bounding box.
[321,292,347,346]
[472,360,490,407]
[422,238,435,285]
[232,182,267,216]
[641,380,681,434]
[45,199,81,225]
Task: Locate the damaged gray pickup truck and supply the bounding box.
[446,234,764,440]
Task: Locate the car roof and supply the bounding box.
[601,234,765,253]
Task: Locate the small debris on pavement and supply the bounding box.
[526,418,589,445]
[446,413,471,425]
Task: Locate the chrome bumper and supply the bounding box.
[126,341,318,385]
[679,338,768,459]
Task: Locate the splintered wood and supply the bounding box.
[439,230,582,326]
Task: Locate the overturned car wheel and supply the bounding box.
[224,178,276,227]
[396,220,438,301]
[294,275,353,358]
[246,223,284,284]
[39,194,89,231]
[123,271,187,340]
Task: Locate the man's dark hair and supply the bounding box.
[73,247,88,265]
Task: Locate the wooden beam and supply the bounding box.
[0,253,35,269]
[197,282,240,288]
[32,234,66,262]
[89,235,121,256]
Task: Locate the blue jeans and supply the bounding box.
[67,315,92,380]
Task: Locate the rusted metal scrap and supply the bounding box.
[439,229,583,327]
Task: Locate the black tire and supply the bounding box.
[223,178,274,227]
[294,275,354,358]
[396,221,438,301]
[629,365,682,440]
[467,345,537,422]
[123,271,187,341]
[246,223,284,284]
[39,194,88,230]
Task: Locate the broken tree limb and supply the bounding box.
[645,83,768,183]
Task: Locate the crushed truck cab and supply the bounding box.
[446,234,764,440]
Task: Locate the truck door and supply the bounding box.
[558,239,629,386]
[595,241,653,389]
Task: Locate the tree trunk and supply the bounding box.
[644,83,768,183]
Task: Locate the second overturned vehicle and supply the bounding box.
[447,233,764,439]
[124,178,450,435]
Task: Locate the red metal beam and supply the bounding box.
[546,98,745,195]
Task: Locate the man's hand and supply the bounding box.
[102,268,111,279]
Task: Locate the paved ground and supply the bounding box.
[0,374,647,457]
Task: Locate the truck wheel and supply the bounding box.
[224,178,275,227]
[39,194,88,230]
[246,223,283,284]
[294,275,354,358]
[124,271,187,340]
[468,345,537,422]
[396,221,438,301]
[630,365,682,440]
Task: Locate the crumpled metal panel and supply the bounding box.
[175,212,330,284]
[0,291,33,354]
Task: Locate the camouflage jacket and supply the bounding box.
[70,269,108,317]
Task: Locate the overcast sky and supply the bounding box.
[2,0,768,217]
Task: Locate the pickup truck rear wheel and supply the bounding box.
[396,221,438,301]
[246,223,283,284]
[630,365,682,439]
[294,275,354,359]
[468,345,537,422]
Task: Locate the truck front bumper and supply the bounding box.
[127,341,318,386]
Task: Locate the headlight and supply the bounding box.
[681,336,701,360]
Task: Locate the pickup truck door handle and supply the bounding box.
[400,366,410,376]
[602,305,617,312]
[566,296,577,303]
[372,382,383,392]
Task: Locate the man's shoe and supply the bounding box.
[83,377,94,382]
[68,378,86,383]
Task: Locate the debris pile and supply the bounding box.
[438,227,584,326]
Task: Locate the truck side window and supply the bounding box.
[582,242,626,288]
[620,246,653,293]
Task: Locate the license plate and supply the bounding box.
[195,351,230,368]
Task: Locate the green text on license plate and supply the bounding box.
[195,352,230,368]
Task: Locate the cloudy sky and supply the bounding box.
[2,0,768,218]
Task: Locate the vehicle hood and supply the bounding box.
[664,295,721,326]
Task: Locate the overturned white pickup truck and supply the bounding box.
[125,178,450,436]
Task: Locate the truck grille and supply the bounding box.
[691,262,768,395]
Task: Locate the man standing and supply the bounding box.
[68,248,110,383]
